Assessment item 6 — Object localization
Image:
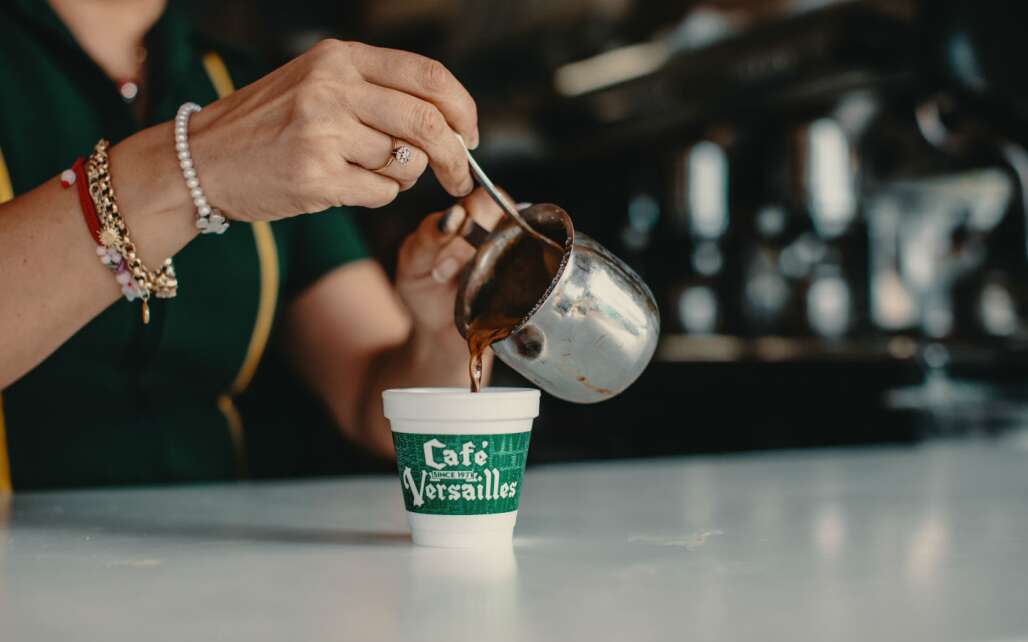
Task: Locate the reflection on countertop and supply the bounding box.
[1,438,1027,641]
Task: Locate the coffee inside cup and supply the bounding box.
[457,207,571,392]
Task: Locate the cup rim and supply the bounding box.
[383,387,540,423]
[384,386,538,399]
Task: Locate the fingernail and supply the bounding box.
[432,257,460,283]
[469,132,480,150]
[515,201,533,211]
[437,204,466,235]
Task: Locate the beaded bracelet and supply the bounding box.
[175,102,228,234]
[83,140,178,324]
[65,158,146,304]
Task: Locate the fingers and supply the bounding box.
[338,123,428,192]
[340,121,394,168]
[337,120,425,191]
[429,218,480,284]
[428,188,505,279]
[460,187,506,233]
[351,83,473,197]
[398,187,510,285]
[348,43,479,149]
[336,166,400,209]
[431,240,476,284]
[398,206,476,283]
[397,207,462,279]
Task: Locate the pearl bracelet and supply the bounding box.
[175,102,229,235]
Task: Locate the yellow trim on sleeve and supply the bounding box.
[0,397,11,495]
[202,52,236,104]
[0,147,13,203]
[203,52,280,477]
[228,221,280,395]
[1,147,13,493]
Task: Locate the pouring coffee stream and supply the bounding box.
[463,225,565,393]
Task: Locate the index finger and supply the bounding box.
[349,43,479,149]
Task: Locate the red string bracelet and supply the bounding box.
[62,146,168,322]
[69,157,101,244]
[64,155,139,296]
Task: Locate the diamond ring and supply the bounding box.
[392,144,412,167]
[373,140,412,172]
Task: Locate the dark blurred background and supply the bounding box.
[184,0,1028,471]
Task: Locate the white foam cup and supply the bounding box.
[383,387,540,548]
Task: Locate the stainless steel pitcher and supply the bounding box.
[455,203,660,403]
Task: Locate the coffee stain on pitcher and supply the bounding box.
[576,375,612,396]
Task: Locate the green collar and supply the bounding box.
[6,0,196,126]
[8,0,76,40]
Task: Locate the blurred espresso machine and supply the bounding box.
[275,0,1028,461]
[180,0,1028,467]
[483,0,1028,460]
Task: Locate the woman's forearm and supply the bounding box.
[356,330,492,458]
[0,122,196,389]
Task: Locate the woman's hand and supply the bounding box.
[395,188,505,346]
[185,40,479,222]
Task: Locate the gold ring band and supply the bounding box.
[373,151,394,172]
[373,139,400,172]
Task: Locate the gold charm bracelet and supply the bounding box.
[86,139,177,324]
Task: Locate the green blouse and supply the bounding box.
[0,1,369,490]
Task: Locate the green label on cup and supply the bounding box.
[392,432,531,515]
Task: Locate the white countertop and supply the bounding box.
[2,439,1027,642]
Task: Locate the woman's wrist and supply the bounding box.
[107,121,200,264]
